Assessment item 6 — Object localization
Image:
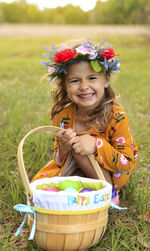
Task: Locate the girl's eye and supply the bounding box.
[89,76,97,80]
[70,79,79,83]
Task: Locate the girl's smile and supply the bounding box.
[77,92,95,100]
[65,61,110,112]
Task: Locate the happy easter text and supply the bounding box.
[67,192,110,206]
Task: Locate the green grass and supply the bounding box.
[0,34,150,250]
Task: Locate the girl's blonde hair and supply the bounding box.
[49,40,119,132]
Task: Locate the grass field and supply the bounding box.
[0,33,150,250]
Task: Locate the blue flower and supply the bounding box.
[100,58,109,72]
[44,46,51,53]
[49,76,54,82]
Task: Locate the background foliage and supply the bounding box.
[0,0,150,24]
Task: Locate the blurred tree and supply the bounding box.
[127,0,150,24]
[90,1,112,24]
[42,8,56,24]
[52,6,66,24]
[0,0,149,24]
[87,9,97,24]
[43,5,87,24]
[63,4,87,24]
[105,0,150,24]
[0,4,5,23]
[0,1,27,22]
[26,4,43,23]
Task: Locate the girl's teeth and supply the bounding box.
[79,94,93,98]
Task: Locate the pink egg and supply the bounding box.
[43,187,59,192]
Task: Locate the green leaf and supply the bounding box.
[73,53,80,59]
[91,60,102,72]
[101,65,106,74]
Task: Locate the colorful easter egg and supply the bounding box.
[59,180,80,191]
[79,188,93,193]
[78,187,84,192]
[64,187,78,193]
[43,187,59,192]
[41,184,49,190]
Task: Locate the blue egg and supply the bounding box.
[64,187,77,193]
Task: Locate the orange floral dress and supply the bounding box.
[32,103,138,190]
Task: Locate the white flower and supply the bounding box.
[120,154,128,166]
[89,50,98,59]
[48,66,55,74]
[75,45,97,59]
[75,45,89,55]
[96,139,103,148]
[113,172,122,178]
[116,137,125,144]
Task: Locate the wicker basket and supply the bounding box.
[17,126,109,251]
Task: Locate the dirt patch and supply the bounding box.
[0,24,150,37]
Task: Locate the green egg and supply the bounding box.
[36,185,41,190]
[41,184,48,190]
[59,180,80,191]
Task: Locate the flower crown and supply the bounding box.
[41,38,120,82]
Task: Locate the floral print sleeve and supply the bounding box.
[95,111,138,174]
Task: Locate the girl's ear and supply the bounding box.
[104,73,110,88]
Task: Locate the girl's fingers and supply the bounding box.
[61,136,71,143]
[56,129,65,137]
[64,133,77,143]
[74,148,81,154]
[74,148,86,155]
[68,138,77,145]
[74,145,82,153]
[80,151,86,156]
[56,130,70,140]
[72,142,80,150]
[64,130,76,139]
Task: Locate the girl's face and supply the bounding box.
[65,61,110,112]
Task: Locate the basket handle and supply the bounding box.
[17,126,105,200]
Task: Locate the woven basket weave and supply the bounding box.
[17,126,108,251]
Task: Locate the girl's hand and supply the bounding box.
[56,128,76,155]
[72,134,97,156]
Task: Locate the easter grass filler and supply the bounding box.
[36,180,105,191]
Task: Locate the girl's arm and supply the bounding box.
[71,150,113,185]
[94,112,138,175]
[72,112,138,175]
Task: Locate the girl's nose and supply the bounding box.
[79,80,89,90]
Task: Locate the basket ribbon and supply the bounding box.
[110,202,127,210]
[13,204,36,240]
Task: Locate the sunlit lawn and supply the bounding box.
[0,34,150,250]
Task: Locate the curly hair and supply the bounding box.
[49,40,119,132]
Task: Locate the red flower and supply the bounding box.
[53,49,77,63]
[101,48,119,59]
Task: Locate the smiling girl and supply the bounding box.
[32,39,138,203]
